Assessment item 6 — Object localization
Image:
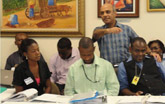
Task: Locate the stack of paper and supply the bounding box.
[2,88,38,102]
[31,94,70,103]
[146,96,165,104]
[117,96,145,104]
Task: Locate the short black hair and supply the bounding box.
[79,37,94,48]
[131,37,146,48]
[20,38,37,52]
[57,37,71,49]
[148,39,165,53]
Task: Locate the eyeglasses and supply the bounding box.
[82,65,100,83]
[150,47,160,50]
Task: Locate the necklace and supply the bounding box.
[82,65,99,83]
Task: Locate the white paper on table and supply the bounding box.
[0,88,15,101]
[32,94,70,103]
[117,96,144,104]
[146,96,165,103]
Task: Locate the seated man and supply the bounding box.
[5,33,28,70]
[49,37,80,94]
[118,37,165,96]
[64,37,119,96]
[5,33,45,70]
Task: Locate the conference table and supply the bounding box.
[1,88,165,104]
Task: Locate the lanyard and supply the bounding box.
[135,64,143,77]
[82,65,99,83]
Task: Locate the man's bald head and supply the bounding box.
[101,3,116,13]
[78,37,95,64]
[100,3,116,25]
[79,37,94,49]
[15,33,27,40]
[15,33,28,49]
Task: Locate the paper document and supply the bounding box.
[146,96,165,104]
[3,102,59,104]
[32,93,70,103]
[117,96,145,104]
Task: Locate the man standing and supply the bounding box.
[118,37,165,95]
[49,37,80,94]
[93,3,138,67]
[64,37,119,96]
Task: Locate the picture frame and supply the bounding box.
[147,0,165,12]
[0,0,85,37]
[98,0,139,18]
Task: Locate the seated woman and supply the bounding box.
[148,39,165,66]
[12,39,51,95]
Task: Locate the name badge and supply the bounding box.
[131,76,140,85]
[24,77,34,85]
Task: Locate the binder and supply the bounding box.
[70,91,107,104]
[2,88,38,102]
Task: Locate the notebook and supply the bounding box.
[0,69,14,87]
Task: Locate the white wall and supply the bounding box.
[1,0,165,69]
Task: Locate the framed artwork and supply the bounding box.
[0,0,85,37]
[147,0,165,12]
[98,0,139,18]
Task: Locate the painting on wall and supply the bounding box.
[0,0,85,37]
[147,0,165,11]
[98,0,139,18]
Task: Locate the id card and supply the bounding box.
[24,77,34,85]
[131,76,140,85]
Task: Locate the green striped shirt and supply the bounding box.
[64,55,119,96]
